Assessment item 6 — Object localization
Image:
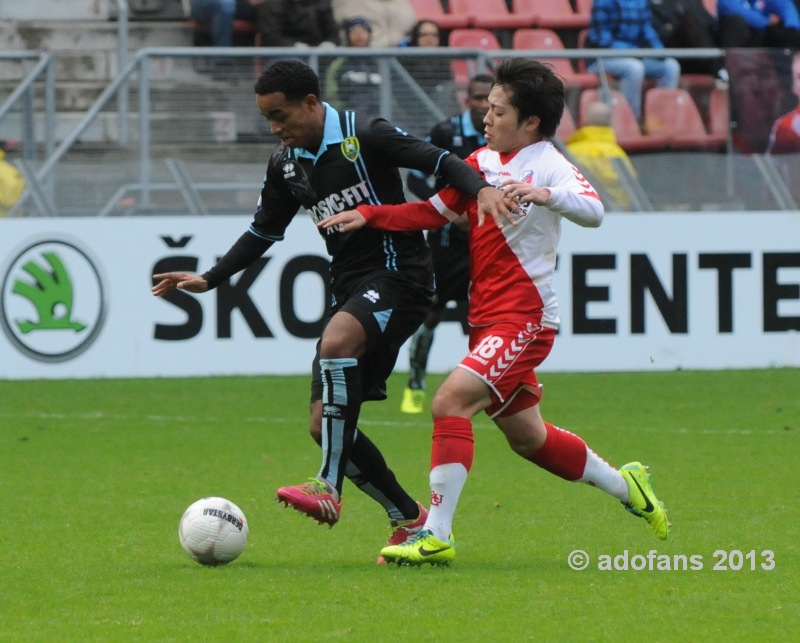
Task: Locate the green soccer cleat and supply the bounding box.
[377,502,429,565]
[400,387,425,414]
[379,529,455,566]
[620,462,670,540]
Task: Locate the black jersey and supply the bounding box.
[203,104,488,290]
[406,111,488,201]
[406,111,486,262]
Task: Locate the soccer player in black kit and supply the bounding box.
[401,73,493,415]
[151,59,508,561]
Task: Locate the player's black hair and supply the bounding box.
[254,59,321,101]
[493,58,564,138]
[467,73,494,96]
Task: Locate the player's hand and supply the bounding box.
[151,272,209,296]
[477,185,519,228]
[500,179,551,207]
[317,209,367,233]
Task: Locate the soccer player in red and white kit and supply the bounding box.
[767,51,800,154]
[320,57,669,565]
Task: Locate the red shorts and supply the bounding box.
[459,321,556,419]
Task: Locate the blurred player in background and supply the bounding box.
[401,74,493,414]
[767,50,800,153]
[321,58,669,566]
[151,59,509,561]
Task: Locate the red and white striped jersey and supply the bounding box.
[360,140,603,329]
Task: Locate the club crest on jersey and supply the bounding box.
[519,170,534,184]
[341,137,360,162]
[282,161,297,179]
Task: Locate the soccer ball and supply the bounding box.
[178,497,249,566]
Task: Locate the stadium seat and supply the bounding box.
[575,28,592,74]
[514,0,590,31]
[511,29,599,90]
[449,0,535,30]
[448,28,501,86]
[574,0,593,19]
[708,87,730,136]
[408,0,470,30]
[643,87,727,151]
[579,89,670,153]
[555,105,577,141]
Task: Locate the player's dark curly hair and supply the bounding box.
[493,58,564,138]
[254,59,321,101]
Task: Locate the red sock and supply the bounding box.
[431,416,474,472]
[527,422,587,481]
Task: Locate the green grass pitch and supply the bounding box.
[2,369,798,641]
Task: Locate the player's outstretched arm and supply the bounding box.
[317,210,367,234]
[151,272,209,296]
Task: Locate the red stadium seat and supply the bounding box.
[449,0,535,30]
[408,0,470,30]
[448,28,501,86]
[555,105,577,140]
[579,89,670,153]
[574,0,593,19]
[644,87,727,151]
[515,0,590,30]
[708,87,730,136]
[512,29,599,90]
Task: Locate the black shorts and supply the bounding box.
[429,226,470,310]
[311,267,435,403]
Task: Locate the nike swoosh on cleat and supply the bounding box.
[419,546,450,557]
[629,475,655,513]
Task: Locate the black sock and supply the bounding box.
[345,428,420,522]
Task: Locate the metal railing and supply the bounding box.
[5,45,799,216]
[0,51,56,163]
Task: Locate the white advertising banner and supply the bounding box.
[1,212,798,380]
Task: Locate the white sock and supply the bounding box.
[425,462,468,541]
[580,448,629,502]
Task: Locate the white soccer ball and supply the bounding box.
[178,497,249,566]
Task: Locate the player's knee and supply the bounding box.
[431,387,475,418]
[319,332,363,359]
[506,434,537,458]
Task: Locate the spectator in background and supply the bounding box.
[566,101,637,210]
[325,17,382,113]
[401,73,493,414]
[585,0,681,121]
[400,20,461,116]
[189,0,263,47]
[649,0,728,77]
[767,51,800,153]
[258,0,340,48]
[333,0,416,47]
[717,0,800,48]
[0,143,25,217]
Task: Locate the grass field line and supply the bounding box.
[0,410,786,436]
